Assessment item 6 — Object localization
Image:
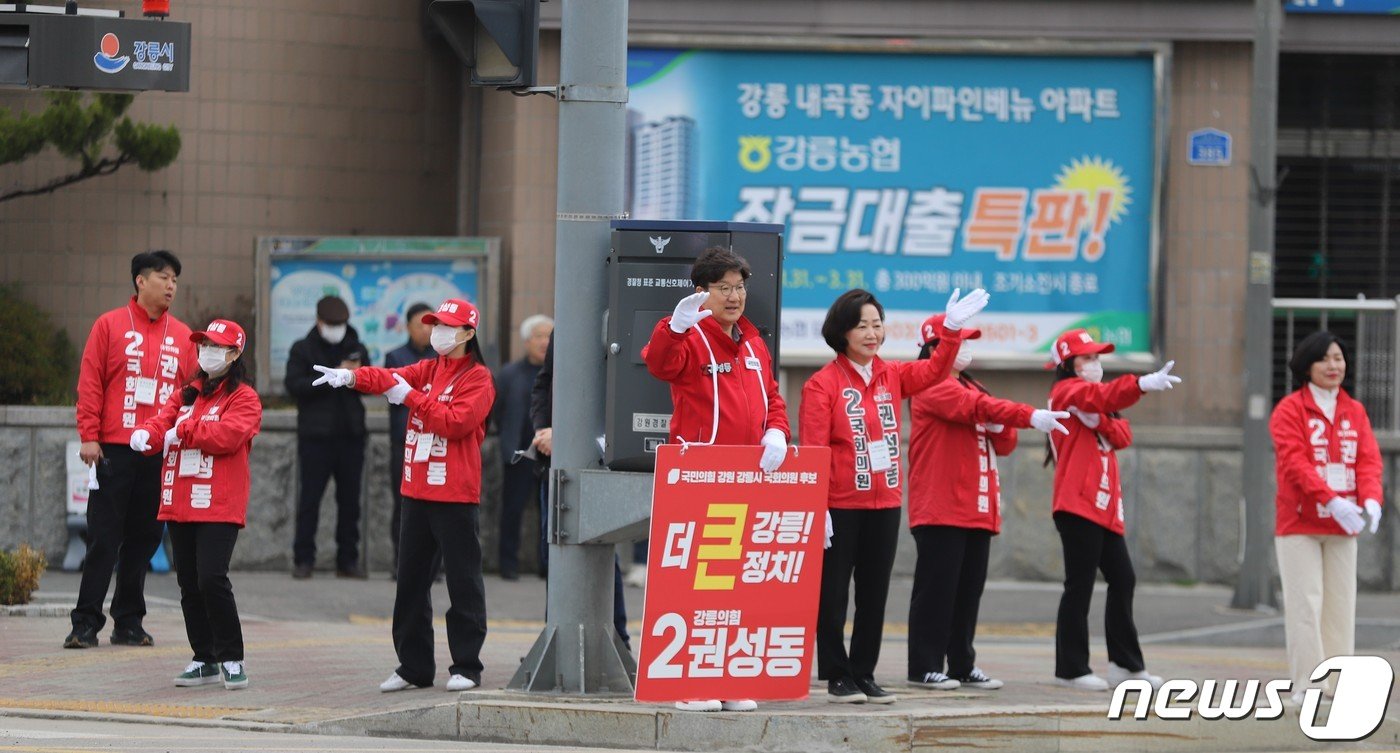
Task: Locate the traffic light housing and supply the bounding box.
[428,0,538,88]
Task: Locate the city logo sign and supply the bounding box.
[94,33,130,73]
[1107,655,1394,742]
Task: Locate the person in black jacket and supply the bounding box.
[384,302,436,577]
[285,296,371,579]
[494,314,553,580]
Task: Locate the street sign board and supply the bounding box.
[2,12,190,91]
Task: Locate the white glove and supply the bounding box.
[1067,407,1101,429]
[384,373,412,405]
[983,423,1005,433]
[669,291,713,334]
[759,428,788,473]
[1138,360,1182,392]
[162,427,180,454]
[129,429,152,453]
[943,288,991,331]
[311,364,354,388]
[1325,497,1366,535]
[824,510,833,550]
[87,464,100,491]
[1030,409,1071,435]
[1363,499,1383,535]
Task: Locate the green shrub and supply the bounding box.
[0,285,75,404]
[0,544,47,605]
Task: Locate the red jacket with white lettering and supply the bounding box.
[1270,387,1383,536]
[908,375,1034,533]
[137,380,262,526]
[354,355,495,504]
[1047,374,1143,534]
[642,315,789,446]
[799,327,963,511]
[77,297,197,444]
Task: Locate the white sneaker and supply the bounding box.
[674,699,721,712]
[625,567,647,589]
[1057,673,1110,691]
[954,667,1004,690]
[446,674,477,691]
[720,699,757,712]
[379,672,420,692]
[1107,662,1163,689]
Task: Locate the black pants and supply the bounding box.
[72,444,164,633]
[907,525,992,679]
[393,498,488,686]
[169,522,243,663]
[498,461,540,575]
[817,506,902,682]
[1053,511,1145,679]
[293,434,365,569]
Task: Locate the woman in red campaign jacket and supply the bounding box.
[1270,331,1383,702]
[905,314,1068,693]
[1044,328,1180,692]
[799,287,988,705]
[313,298,495,695]
[131,319,260,691]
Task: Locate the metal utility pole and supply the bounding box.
[508,0,635,692]
[1233,0,1283,611]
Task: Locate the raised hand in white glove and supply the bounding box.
[759,428,788,473]
[1031,409,1072,435]
[943,287,991,331]
[129,429,152,453]
[1067,407,1101,429]
[824,510,833,550]
[384,374,413,405]
[312,364,355,388]
[1363,499,1383,534]
[1138,360,1182,392]
[162,427,179,454]
[1325,496,1366,535]
[669,291,714,334]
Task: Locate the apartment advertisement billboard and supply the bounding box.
[626,47,1162,364]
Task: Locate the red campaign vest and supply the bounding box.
[1047,375,1143,535]
[77,297,196,443]
[1270,387,1384,536]
[138,381,262,526]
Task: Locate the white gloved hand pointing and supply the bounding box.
[129,429,152,453]
[1325,496,1366,535]
[312,364,355,388]
[1138,360,1182,392]
[1030,409,1072,435]
[759,429,788,473]
[1363,499,1383,534]
[943,288,991,331]
[384,374,413,405]
[669,291,714,334]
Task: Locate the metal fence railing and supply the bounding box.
[1273,296,1400,431]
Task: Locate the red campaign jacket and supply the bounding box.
[641,315,789,446]
[354,355,495,504]
[77,297,197,444]
[1270,387,1384,536]
[1047,374,1143,535]
[799,327,963,510]
[908,376,1034,533]
[137,381,262,526]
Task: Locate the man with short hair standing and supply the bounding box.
[286,295,371,579]
[493,314,553,580]
[67,250,197,649]
[385,302,435,577]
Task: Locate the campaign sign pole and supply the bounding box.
[636,444,830,703]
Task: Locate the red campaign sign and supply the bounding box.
[635,444,831,703]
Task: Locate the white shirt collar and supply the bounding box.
[1308,382,1339,421]
[852,360,873,385]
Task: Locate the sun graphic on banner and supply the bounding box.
[1053,156,1132,226]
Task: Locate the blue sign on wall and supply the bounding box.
[1287,0,1400,13]
[1188,128,1232,167]
[627,48,1161,362]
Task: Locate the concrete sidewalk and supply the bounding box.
[1,570,1396,751]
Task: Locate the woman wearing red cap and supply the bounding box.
[800,287,988,704]
[1045,328,1180,691]
[130,319,261,691]
[905,315,1068,692]
[312,298,496,694]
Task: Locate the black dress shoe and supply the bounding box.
[854,677,897,704]
[500,569,520,582]
[63,626,99,649]
[292,563,313,579]
[336,564,368,580]
[110,626,155,646]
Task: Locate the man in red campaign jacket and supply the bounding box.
[67,250,198,651]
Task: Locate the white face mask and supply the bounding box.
[430,324,464,355]
[1076,360,1104,384]
[319,323,347,344]
[198,345,231,376]
[953,350,973,372]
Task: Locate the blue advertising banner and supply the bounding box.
[626,48,1161,362]
[1286,0,1400,14]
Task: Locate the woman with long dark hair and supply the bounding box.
[130,319,261,690]
[1270,331,1383,703]
[313,298,496,693]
